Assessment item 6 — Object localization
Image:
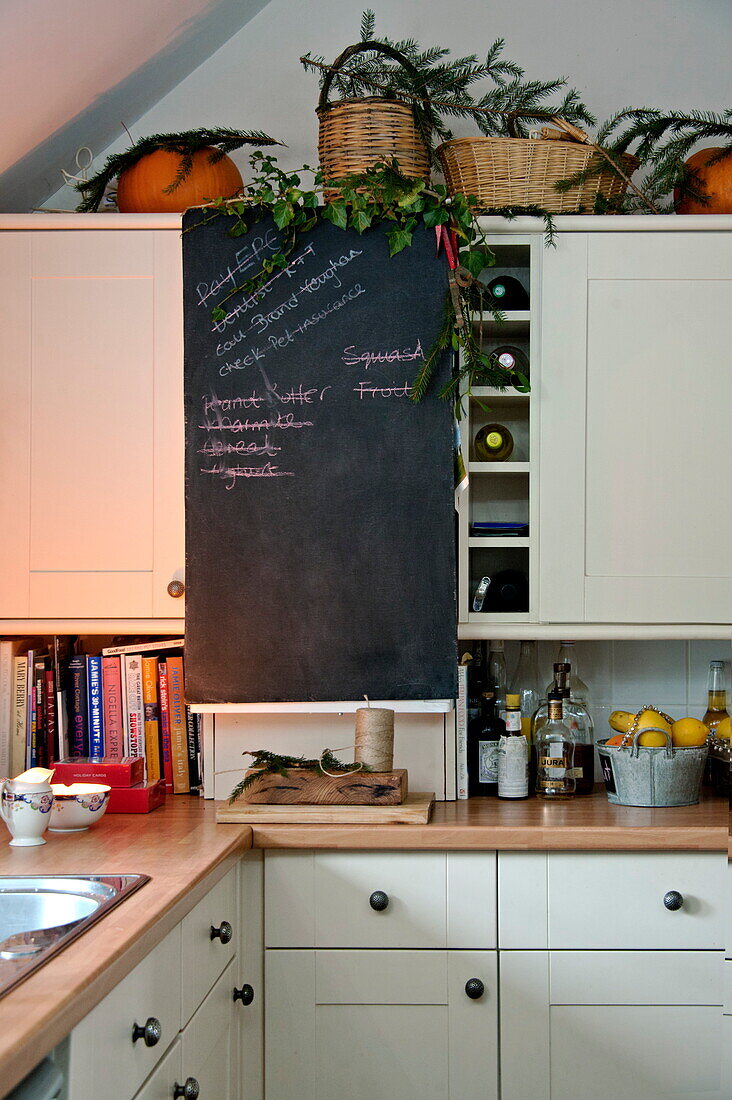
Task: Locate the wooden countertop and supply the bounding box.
[248,792,729,852]
[0,793,727,1093]
[0,798,251,1096]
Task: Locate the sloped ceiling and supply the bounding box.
[0,0,272,211]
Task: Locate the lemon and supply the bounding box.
[713,716,732,740]
[608,710,634,734]
[635,709,672,747]
[671,717,710,748]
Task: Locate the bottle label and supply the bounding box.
[539,755,569,769]
[478,741,499,784]
[498,735,528,797]
[505,709,522,734]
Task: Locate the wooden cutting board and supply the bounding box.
[216,791,435,825]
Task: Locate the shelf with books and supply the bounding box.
[0,634,206,802]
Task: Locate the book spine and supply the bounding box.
[158,661,174,792]
[456,663,469,800]
[0,643,13,778]
[26,650,35,770]
[32,658,46,768]
[87,655,105,758]
[166,657,189,793]
[53,636,69,763]
[102,638,185,657]
[124,656,146,776]
[44,669,56,767]
[65,656,89,758]
[185,707,201,789]
[11,657,28,778]
[101,656,125,761]
[142,657,162,783]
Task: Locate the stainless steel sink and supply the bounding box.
[0,875,149,997]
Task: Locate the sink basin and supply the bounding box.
[0,875,148,996]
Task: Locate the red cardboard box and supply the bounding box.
[53,756,145,787]
[107,780,167,814]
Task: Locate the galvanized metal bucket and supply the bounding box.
[596,728,708,808]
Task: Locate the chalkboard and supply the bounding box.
[182,208,457,703]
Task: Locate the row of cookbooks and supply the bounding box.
[0,636,202,796]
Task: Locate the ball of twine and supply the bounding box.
[354,704,395,771]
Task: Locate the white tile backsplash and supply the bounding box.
[611,640,687,706]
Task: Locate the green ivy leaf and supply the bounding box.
[512,371,531,393]
[272,200,294,228]
[212,307,226,321]
[350,209,373,234]
[386,227,413,255]
[462,250,488,278]
[422,207,450,227]
[322,201,348,229]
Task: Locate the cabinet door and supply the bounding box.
[132,1039,182,1100]
[501,950,724,1100]
[540,231,732,623]
[0,229,184,620]
[181,864,238,1027]
[237,853,264,1100]
[181,959,237,1100]
[265,949,498,1100]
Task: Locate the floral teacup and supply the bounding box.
[0,783,55,846]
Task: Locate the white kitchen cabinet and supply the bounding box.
[238,853,264,1100]
[181,960,237,1100]
[0,224,184,621]
[540,229,732,624]
[181,864,238,1026]
[265,949,498,1100]
[501,950,724,1100]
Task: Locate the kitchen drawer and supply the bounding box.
[68,924,182,1100]
[550,951,723,1006]
[264,851,496,949]
[181,958,237,1100]
[132,1039,182,1100]
[499,852,725,949]
[181,865,238,1026]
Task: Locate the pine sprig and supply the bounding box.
[228,748,371,803]
[74,127,282,212]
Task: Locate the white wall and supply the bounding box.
[46,0,732,209]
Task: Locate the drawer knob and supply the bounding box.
[233,983,254,1006]
[369,890,389,912]
[663,890,684,911]
[174,1078,200,1099]
[210,920,233,944]
[465,978,485,1000]
[131,1016,161,1047]
[167,579,185,598]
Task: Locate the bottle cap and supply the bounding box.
[711,660,724,669]
[491,640,505,651]
[505,694,521,707]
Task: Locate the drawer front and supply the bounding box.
[181,865,238,1025]
[181,959,236,1100]
[68,925,182,1100]
[547,852,725,949]
[265,851,496,949]
[132,1039,182,1100]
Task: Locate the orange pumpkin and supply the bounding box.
[116,147,243,213]
[674,146,732,214]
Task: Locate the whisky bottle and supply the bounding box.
[535,690,576,800]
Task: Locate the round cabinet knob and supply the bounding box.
[465,978,485,1000]
[369,890,389,912]
[210,920,233,944]
[167,579,185,598]
[131,1016,161,1047]
[663,890,684,911]
[233,984,254,1006]
[173,1079,200,1099]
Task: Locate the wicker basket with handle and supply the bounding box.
[317,41,432,197]
[437,112,638,213]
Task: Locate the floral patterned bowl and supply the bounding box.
[49,784,111,832]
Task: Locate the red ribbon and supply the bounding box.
[435,224,459,269]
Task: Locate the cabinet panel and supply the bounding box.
[181,865,238,1026]
[238,852,264,1100]
[67,924,182,1100]
[551,950,723,1006]
[551,1005,722,1099]
[547,852,725,949]
[265,949,497,1100]
[132,1039,182,1100]
[181,960,236,1100]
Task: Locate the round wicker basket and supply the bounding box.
[316,42,431,198]
[438,117,638,214]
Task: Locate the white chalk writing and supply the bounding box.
[353,381,412,399]
[342,339,424,370]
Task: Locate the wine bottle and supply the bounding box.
[498,693,529,799]
[487,641,507,717]
[703,660,729,734]
[492,345,530,382]
[509,640,540,744]
[482,571,529,614]
[485,275,529,310]
[474,422,514,462]
[467,692,505,796]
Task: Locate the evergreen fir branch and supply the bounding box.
[228,748,372,803]
[74,127,281,212]
[360,8,375,40]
